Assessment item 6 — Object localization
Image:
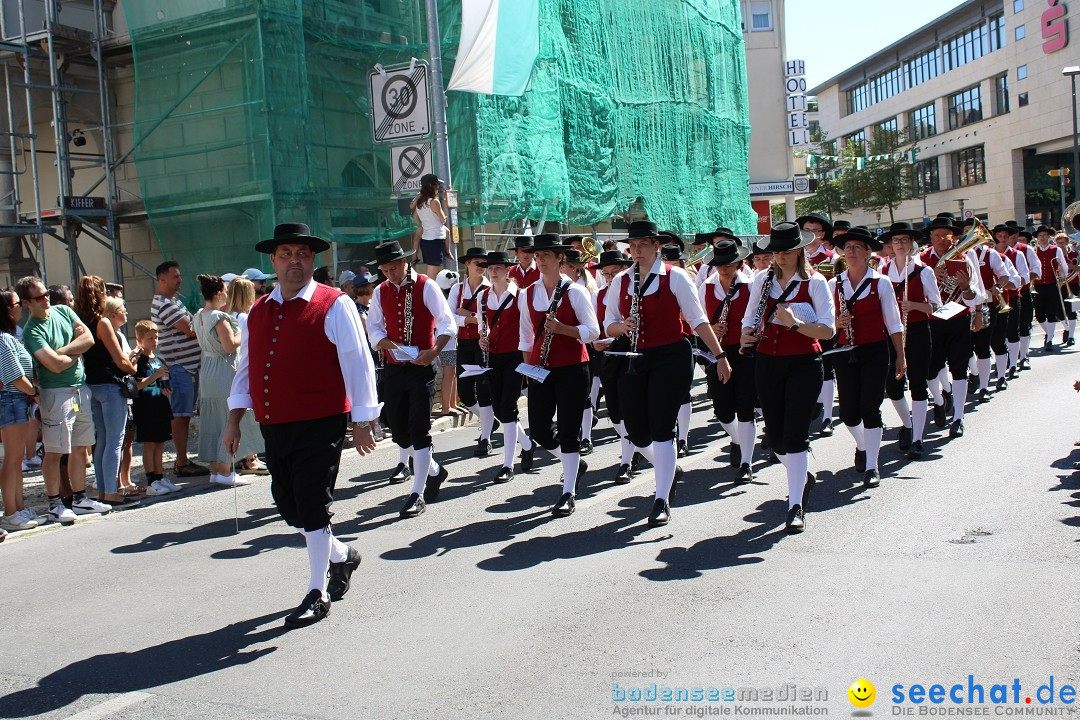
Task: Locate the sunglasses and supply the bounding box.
[26,293,49,303]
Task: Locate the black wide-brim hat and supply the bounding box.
[756,222,815,253]
[513,235,535,251]
[923,216,963,239]
[562,249,586,265]
[991,223,1012,236]
[626,220,660,240]
[1036,225,1056,234]
[531,233,570,252]
[879,221,921,243]
[596,250,633,267]
[373,239,415,266]
[459,246,488,264]
[832,220,852,237]
[481,250,514,267]
[796,212,833,241]
[256,222,331,254]
[658,230,685,252]
[832,226,882,251]
[661,244,687,262]
[708,239,750,266]
[692,232,713,246]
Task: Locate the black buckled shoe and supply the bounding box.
[976,388,989,404]
[388,462,411,485]
[801,472,816,511]
[677,440,689,458]
[863,469,881,488]
[494,466,514,484]
[735,463,753,483]
[1067,334,1076,348]
[399,493,426,518]
[950,419,965,438]
[898,426,912,452]
[475,439,492,457]
[1044,339,1054,352]
[647,498,670,527]
[1019,358,1031,370]
[520,443,535,472]
[819,420,834,437]
[785,504,805,534]
[327,546,362,602]
[670,465,684,503]
[284,589,330,628]
[551,492,575,517]
[1007,366,1017,380]
[422,464,449,502]
[906,440,924,459]
[996,377,1008,392]
[854,449,867,474]
[579,439,594,456]
[729,444,741,468]
[933,402,947,428]
[614,464,632,484]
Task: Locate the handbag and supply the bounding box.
[119,375,140,400]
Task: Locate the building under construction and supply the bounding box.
[0,0,753,317]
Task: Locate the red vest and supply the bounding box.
[509,264,539,289]
[596,287,610,340]
[454,281,485,341]
[974,246,1000,292]
[248,284,349,424]
[1035,244,1060,284]
[526,282,589,368]
[379,274,436,364]
[757,280,822,356]
[890,264,930,324]
[807,246,834,266]
[1001,246,1020,300]
[703,280,750,346]
[482,288,521,355]
[616,272,692,349]
[920,247,971,317]
[835,276,887,345]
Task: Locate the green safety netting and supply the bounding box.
[121,0,754,278]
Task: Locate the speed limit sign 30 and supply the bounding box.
[370,62,431,143]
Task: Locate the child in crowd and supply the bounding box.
[131,320,175,496]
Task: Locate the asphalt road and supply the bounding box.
[1,343,1078,720]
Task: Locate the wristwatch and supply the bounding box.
[790,321,803,333]
[714,351,727,360]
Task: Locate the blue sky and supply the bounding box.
[786,0,970,90]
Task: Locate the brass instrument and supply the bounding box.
[937,218,992,304]
[580,237,599,263]
[814,256,847,279]
[686,244,713,273]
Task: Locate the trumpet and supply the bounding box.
[580,237,599,263]
[814,256,847,279]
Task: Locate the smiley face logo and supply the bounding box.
[848,678,876,708]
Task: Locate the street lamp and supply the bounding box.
[1062,66,1080,222]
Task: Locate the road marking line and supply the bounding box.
[64,691,152,720]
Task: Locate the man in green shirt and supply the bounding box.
[16,276,110,523]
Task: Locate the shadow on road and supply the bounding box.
[0,613,287,718]
[110,506,281,555]
[1048,449,1080,536]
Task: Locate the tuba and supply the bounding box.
[580,237,599,263]
[938,218,992,303]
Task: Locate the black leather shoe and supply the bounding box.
[579,439,594,456]
[574,460,588,493]
[670,465,684,503]
[950,419,965,438]
[1007,366,1017,380]
[943,391,954,417]
[801,472,815,511]
[933,403,947,428]
[614,464,632,484]
[388,462,411,485]
[735,463,753,483]
[898,426,912,452]
[819,420,834,437]
[1020,358,1031,370]
[551,492,575,517]
[494,466,514,484]
[976,388,989,404]
[854,449,867,474]
[520,444,535,472]
[647,498,670,526]
[729,444,741,468]
[1068,335,1076,348]
[475,439,492,457]
[996,377,1008,392]
[906,440,924,459]
[399,493,426,518]
[863,469,881,488]
[423,464,449,502]
[630,452,644,474]
[1044,339,1054,352]
[785,504,805,534]
[677,440,689,458]
[284,589,330,628]
[327,546,362,602]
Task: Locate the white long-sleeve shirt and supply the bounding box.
[228,278,382,423]
[828,269,904,337]
[882,257,943,308]
[366,269,457,348]
[740,271,836,333]
[604,257,708,332]
[518,274,600,353]
[447,278,491,328]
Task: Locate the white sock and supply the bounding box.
[636,443,655,463]
[652,439,677,501]
[620,437,634,465]
[1020,336,1031,359]
[977,358,992,390]
[590,376,601,409]
[951,378,967,421]
[719,420,738,448]
[1043,322,1055,340]
[677,403,691,444]
[775,451,789,469]
[301,528,331,598]
[518,424,533,451]
[478,405,495,441]
[912,400,928,442]
[994,354,1007,380]
[737,420,757,467]
[967,356,978,378]
[819,380,834,421]
[398,445,411,465]
[409,447,432,496]
[787,451,808,510]
[846,422,866,451]
[329,534,348,563]
[1070,318,1077,336]
[581,408,593,443]
[467,403,480,418]
[865,426,882,471]
[890,397,912,428]
[1008,341,1019,368]
[938,368,952,394]
[560,452,580,495]
[503,421,519,469]
[928,377,944,406]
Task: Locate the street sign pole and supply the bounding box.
[425,0,456,261]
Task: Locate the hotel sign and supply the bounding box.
[785,60,810,147]
[1043,0,1069,54]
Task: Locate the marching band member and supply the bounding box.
[606,221,731,526]
[693,232,720,286]
[1006,224,1041,368]
[562,249,600,454]
[994,224,1028,377]
[509,235,539,289]
[799,213,840,437]
[518,234,600,517]
[750,245,773,277]
[1032,225,1068,352]
[740,222,835,534]
[698,237,756,482]
[660,242,695,457]
[1055,231,1079,346]
[448,248,494,456]
[920,215,985,438]
[828,227,905,487]
[367,240,457,518]
[797,213,836,268]
[594,249,638,482]
[970,234,1013,402]
[476,250,535,483]
[881,223,942,460]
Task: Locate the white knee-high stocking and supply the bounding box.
[652,439,677,502]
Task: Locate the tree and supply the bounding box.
[855,127,917,224]
[796,129,851,219]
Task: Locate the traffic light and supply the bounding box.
[1049,168,1072,177]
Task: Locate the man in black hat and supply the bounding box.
[594,249,639,482]
[797,212,836,269]
[1004,223,1041,368]
[993,224,1029,376]
[449,247,495,455]
[1032,225,1069,351]
[367,240,457,518]
[509,235,539,289]
[224,223,381,628]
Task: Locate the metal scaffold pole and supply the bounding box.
[424,0,456,258]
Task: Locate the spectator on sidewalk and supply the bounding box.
[151,261,209,478]
[241,267,274,296]
[76,279,139,507]
[102,294,142,497]
[0,289,44,531]
[17,275,110,522]
[224,277,266,475]
[132,320,174,496]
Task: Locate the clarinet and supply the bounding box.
[627,264,642,373]
[404,279,414,347]
[479,288,490,367]
[741,269,773,357]
[539,284,560,368]
[837,275,853,348]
